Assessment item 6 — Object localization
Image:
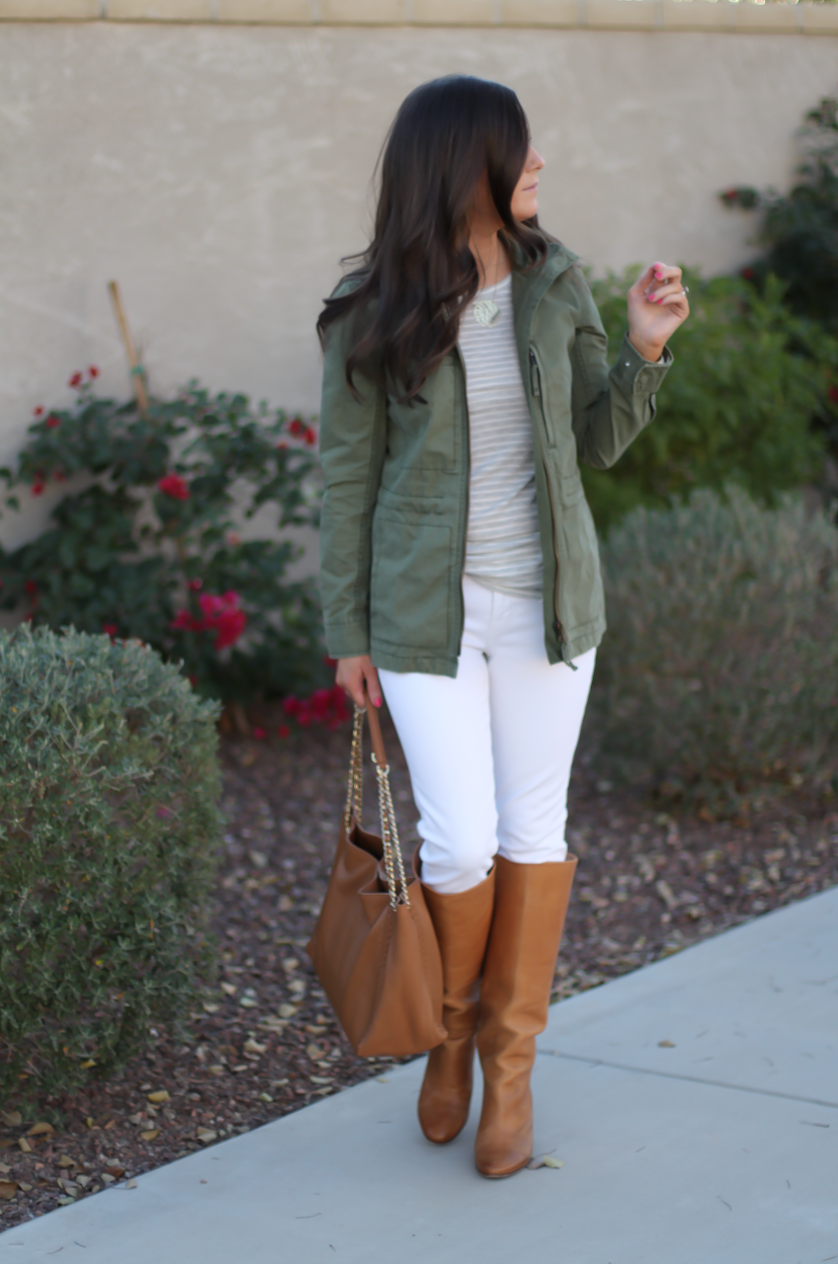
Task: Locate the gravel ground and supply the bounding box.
[1,713,836,1227]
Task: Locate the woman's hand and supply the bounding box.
[626,262,690,363]
[336,655,382,709]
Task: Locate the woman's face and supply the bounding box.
[510,145,545,222]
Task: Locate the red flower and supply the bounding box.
[252,726,266,741]
[31,481,45,496]
[282,695,300,717]
[170,608,203,632]
[187,577,203,591]
[828,385,838,405]
[158,473,190,501]
[288,418,305,438]
[304,427,317,447]
[24,580,38,597]
[213,607,246,651]
[277,724,290,740]
[68,372,83,389]
[88,365,100,379]
[46,415,61,429]
[102,623,118,641]
[741,267,755,281]
[33,406,44,418]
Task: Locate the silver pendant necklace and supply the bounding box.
[473,291,501,327]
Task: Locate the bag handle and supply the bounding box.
[343,688,410,910]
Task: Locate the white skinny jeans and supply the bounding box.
[379,575,596,895]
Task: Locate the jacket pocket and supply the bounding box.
[370,508,452,651]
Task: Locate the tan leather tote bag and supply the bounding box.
[306,696,447,1058]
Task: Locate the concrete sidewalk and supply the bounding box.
[2,887,836,1264]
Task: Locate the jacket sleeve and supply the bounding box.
[568,268,673,471]
[317,314,387,660]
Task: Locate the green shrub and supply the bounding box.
[592,488,838,812]
[585,269,836,533]
[720,96,838,333]
[0,625,221,1097]
[0,372,326,703]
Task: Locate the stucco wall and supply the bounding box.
[0,18,836,551]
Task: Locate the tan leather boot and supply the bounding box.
[474,854,577,1178]
[417,864,496,1144]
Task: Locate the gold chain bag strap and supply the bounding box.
[306,693,446,1058]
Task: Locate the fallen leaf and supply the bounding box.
[17,1138,32,1153]
[658,1040,676,1048]
[239,997,257,1008]
[196,1129,217,1144]
[543,1156,564,1169]
[0,1163,9,1175]
[57,1178,79,1194]
[104,1166,125,1178]
[656,880,680,911]
[57,1195,76,1206]
[281,958,300,973]
[140,1130,160,1142]
[306,1044,323,1059]
[58,1155,75,1168]
[75,1175,91,1188]
[146,1091,170,1104]
[28,1122,55,1137]
[243,1039,267,1055]
[208,1065,225,1076]
[375,1076,389,1084]
[309,1075,334,1085]
[277,1004,297,1019]
[0,1182,17,1200]
[100,1174,115,1186]
[220,982,237,997]
[79,1059,96,1070]
[17,1181,33,1192]
[124,1179,137,1189]
[203,1003,221,1014]
[258,1092,273,1103]
[1,1112,22,1128]
[0,1139,16,1149]
[104,1119,116,1130]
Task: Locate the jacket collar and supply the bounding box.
[510,239,578,366]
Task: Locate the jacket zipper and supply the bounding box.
[454,343,471,658]
[528,347,575,669]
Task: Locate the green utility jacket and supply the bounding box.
[318,241,672,676]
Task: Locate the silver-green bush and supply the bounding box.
[593,488,838,807]
[0,627,222,1097]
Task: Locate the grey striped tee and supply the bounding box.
[458,272,543,600]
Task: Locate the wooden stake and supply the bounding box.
[108,280,149,415]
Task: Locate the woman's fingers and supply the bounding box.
[335,655,382,709]
[364,662,383,708]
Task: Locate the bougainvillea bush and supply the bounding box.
[0,626,221,1097]
[0,372,326,703]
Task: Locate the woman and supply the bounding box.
[317,75,688,1178]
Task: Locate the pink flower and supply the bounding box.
[46,415,60,429]
[158,473,190,501]
[187,578,203,591]
[252,726,266,740]
[33,406,44,418]
[214,607,246,651]
[170,608,203,632]
[282,695,300,718]
[277,724,290,740]
[156,806,172,819]
[68,372,83,389]
[102,623,118,641]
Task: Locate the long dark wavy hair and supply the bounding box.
[316,75,550,401]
